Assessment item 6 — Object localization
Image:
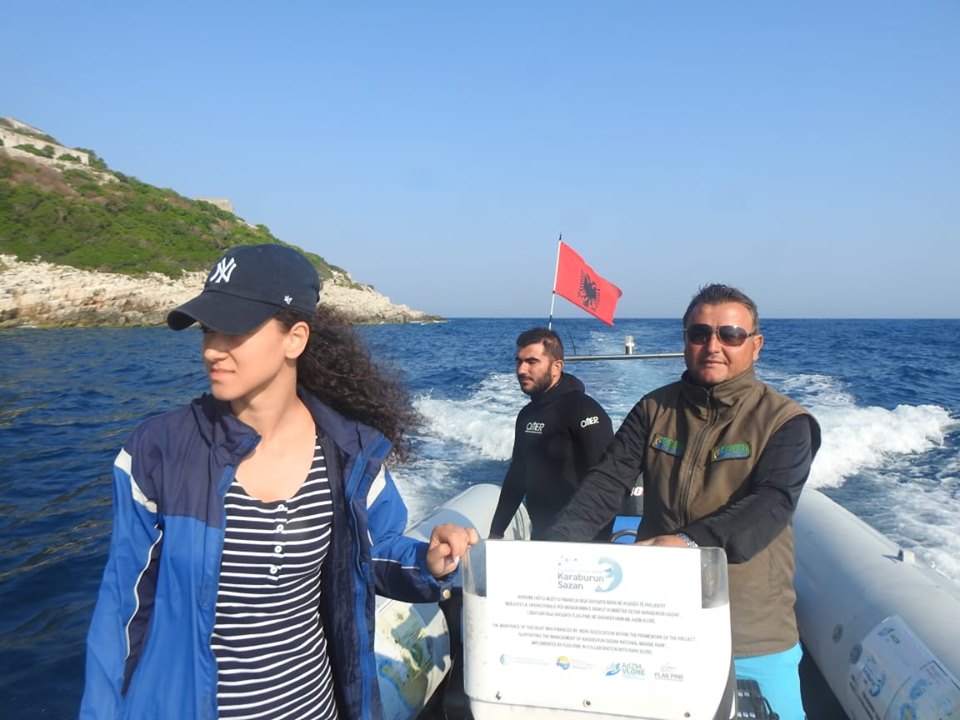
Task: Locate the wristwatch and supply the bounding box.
[676,532,698,548]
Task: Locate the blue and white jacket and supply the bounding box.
[80,389,451,720]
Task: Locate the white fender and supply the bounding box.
[794,488,960,719]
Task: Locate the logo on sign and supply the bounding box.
[556,556,623,592]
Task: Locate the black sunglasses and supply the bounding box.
[684,324,758,347]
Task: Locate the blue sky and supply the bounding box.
[5,2,958,319]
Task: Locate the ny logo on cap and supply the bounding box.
[209,258,238,284]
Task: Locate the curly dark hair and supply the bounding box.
[275,307,422,463]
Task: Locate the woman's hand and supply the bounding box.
[426,523,480,578]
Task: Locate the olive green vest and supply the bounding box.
[638,368,814,656]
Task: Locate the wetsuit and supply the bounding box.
[489,373,613,540]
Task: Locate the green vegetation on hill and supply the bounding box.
[0,148,352,285]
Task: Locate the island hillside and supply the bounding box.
[0,116,438,327]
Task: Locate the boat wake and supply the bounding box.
[403,369,960,581]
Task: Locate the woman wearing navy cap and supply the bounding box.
[81,245,478,720]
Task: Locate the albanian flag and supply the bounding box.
[553,241,622,326]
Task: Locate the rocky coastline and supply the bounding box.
[0,255,441,328]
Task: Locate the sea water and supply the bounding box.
[1,318,958,718]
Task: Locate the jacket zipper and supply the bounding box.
[678,392,717,524]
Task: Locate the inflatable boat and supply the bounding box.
[372,483,960,720]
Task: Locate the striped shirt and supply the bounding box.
[213,438,338,720]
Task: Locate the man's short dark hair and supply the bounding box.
[516,327,564,362]
[682,284,760,332]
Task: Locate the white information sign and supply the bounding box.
[463,540,733,719]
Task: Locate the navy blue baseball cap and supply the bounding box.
[167,245,321,334]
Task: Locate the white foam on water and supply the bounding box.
[807,403,954,488]
[388,456,466,525]
[413,374,523,462]
[883,464,960,581]
[772,371,960,580]
[401,366,960,580]
[766,372,955,488]
[392,374,524,522]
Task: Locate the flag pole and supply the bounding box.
[547,235,563,330]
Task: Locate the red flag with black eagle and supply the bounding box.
[553,241,622,325]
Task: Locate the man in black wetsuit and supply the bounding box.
[488,327,614,541]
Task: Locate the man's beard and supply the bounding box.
[521,373,554,396]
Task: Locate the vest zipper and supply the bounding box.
[679,392,717,524]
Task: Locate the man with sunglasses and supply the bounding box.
[544,284,821,720]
